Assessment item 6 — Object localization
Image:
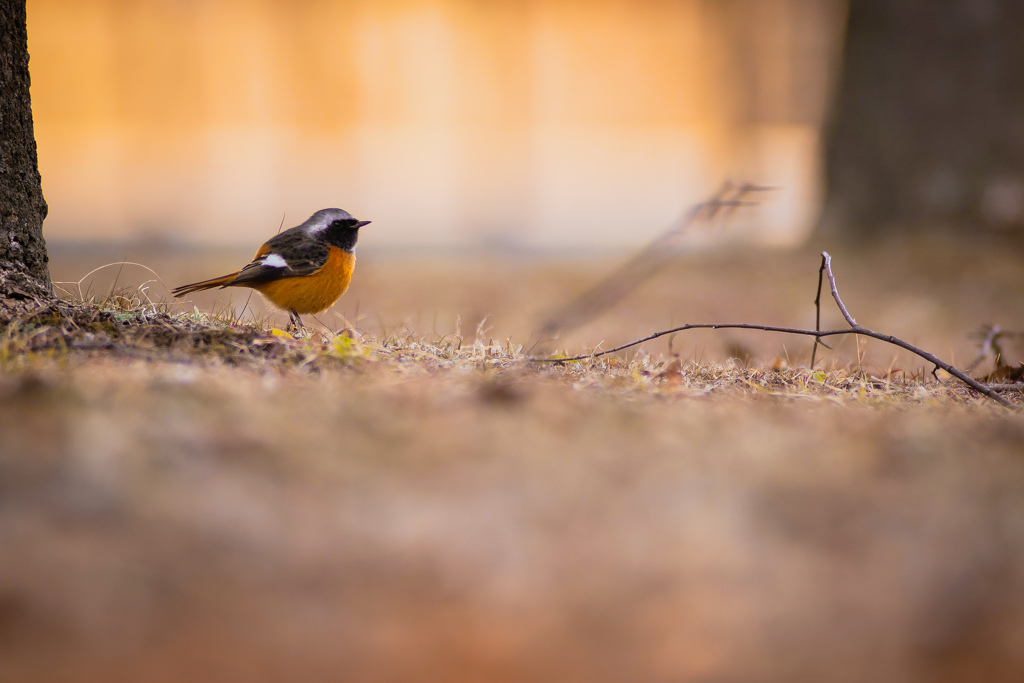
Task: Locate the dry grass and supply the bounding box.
[2,241,1024,682]
[0,287,1012,405]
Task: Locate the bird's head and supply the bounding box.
[303,208,371,251]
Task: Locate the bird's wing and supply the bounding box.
[230,233,330,286]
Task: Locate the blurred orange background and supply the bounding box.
[27,0,846,249]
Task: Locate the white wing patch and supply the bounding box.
[263,253,288,268]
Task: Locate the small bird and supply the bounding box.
[172,208,370,331]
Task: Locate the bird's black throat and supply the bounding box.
[324,220,364,253]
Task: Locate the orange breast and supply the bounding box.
[253,247,355,314]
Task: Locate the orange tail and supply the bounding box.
[171,272,241,298]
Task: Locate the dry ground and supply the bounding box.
[1,239,1024,682]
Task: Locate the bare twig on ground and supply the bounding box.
[536,252,1013,408]
[815,252,1008,406]
[809,255,832,368]
[985,384,1024,392]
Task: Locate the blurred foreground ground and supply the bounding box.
[2,239,1024,682]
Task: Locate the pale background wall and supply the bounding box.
[28,0,846,249]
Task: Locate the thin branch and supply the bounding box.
[822,252,857,326]
[536,251,1012,408]
[816,250,997,401]
[537,323,839,361]
[985,384,1024,392]
[537,322,1010,407]
[809,253,832,368]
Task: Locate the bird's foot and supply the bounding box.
[287,311,307,336]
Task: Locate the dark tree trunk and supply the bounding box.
[1,0,50,299]
[820,0,1024,239]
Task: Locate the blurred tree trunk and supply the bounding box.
[821,0,1024,239]
[0,0,51,300]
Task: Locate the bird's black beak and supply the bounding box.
[355,220,371,228]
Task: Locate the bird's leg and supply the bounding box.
[288,310,307,335]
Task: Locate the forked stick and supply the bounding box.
[537,252,1013,408]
